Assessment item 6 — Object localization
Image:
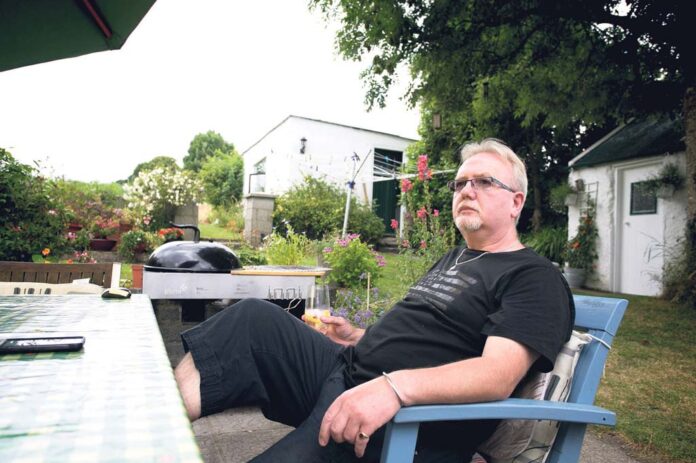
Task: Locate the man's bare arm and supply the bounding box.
[318,336,538,457]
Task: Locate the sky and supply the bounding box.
[0,0,420,183]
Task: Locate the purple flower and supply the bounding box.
[323,247,333,253]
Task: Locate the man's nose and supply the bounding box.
[457,181,477,198]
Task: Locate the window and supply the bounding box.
[630,181,657,215]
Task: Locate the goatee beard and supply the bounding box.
[457,216,482,232]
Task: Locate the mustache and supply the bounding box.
[456,204,480,214]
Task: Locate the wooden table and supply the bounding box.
[0,294,202,463]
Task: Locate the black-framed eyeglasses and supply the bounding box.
[447,176,516,193]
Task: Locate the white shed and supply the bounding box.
[242,115,416,231]
[568,116,686,296]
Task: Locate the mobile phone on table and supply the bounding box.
[0,336,85,354]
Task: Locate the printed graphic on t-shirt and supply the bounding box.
[408,267,479,311]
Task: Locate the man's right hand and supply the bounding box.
[302,313,365,346]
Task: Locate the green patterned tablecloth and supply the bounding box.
[0,295,202,462]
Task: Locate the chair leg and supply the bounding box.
[545,423,586,463]
[380,421,419,463]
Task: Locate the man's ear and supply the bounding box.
[511,192,525,219]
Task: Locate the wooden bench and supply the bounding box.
[0,262,121,288]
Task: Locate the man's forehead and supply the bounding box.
[457,152,509,176]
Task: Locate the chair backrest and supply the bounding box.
[569,295,628,405]
[0,262,120,288]
[545,295,628,463]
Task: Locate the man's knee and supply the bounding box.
[174,352,202,421]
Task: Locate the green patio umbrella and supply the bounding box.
[0,0,157,72]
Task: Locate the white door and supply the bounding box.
[618,164,664,296]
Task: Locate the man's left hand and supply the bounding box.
[318,376,401,458]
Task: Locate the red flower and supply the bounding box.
[433,209,440,217]
[390,219,399,230]
[417,155,428,181]
[419,240,427,249]
[401,178,413,193]
[416,207,427,220]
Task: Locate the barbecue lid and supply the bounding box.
[144,224,241,273]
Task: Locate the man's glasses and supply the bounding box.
[447,176,516,193]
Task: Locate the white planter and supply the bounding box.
[563,266,586,289]
[564,193,578,206]
[656,185,675,199]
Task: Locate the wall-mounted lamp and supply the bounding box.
[300,137,307,154]
[432,113,442,130]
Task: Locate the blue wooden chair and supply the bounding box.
[380,295,628,463]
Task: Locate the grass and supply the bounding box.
[198,223,242,241]
[575,289,696,463]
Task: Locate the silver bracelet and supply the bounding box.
[382,371,405,407]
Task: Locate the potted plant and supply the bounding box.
[549,183,579,212]
[89,216,120,251]
[117,230,151,262]
[563,205,598,289]
[644,163,685,198]
[157,227,184,243]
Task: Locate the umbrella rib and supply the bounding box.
[81,0,113,39]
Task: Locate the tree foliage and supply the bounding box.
[184,131,236,172]
[0,149,68,260]
[127,156,179,182]
[199,151,244,207]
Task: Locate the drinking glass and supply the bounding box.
[305,285,331,330]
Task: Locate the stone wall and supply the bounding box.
[243,194,276,247]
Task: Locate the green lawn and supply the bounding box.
[198,223,242,241]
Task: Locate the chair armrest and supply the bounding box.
[393,398,615,427]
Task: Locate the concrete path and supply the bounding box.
[155,301,647,463]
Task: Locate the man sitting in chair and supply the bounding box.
[174,139,574,462]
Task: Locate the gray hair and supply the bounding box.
[459,138,528,198]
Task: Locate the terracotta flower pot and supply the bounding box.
[131,264,144,289]
[89,238,117,251]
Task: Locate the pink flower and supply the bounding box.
[417,155,428,180]
[48,209,57,216]
[401,239,410,248]
[433,209,440,217]
[390,219,398,230]
[400,178,413,193]
[417,207,427,220]
[67,232,77,240]
[323,247,333,253]
[143,216,151,226]
[420,240,427,249]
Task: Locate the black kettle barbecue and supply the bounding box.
[145,223,241,273]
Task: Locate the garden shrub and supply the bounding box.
[199,152,244,208]
[564,203,598,273]
[234,243,268,266]
[53,179,125,227]
[123,167,202,230]
[264,227,310,265]
[396,155,457,286]
[209,202,244,232]
[0,149,68,261]
[273,177,385,244]
[332,287,389,329]
[322,234,385,289]
[523,226,567,264]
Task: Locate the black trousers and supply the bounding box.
[181,299,496,462]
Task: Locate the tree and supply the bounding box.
[184,131,236,172]
[312,0,696,301]
[199,151,244,207]
[127,156,179,182]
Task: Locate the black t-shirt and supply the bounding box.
[345,247,574,385]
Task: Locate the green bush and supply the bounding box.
[523,226,567,264]
[199,153,244,208]
[322,234,385,289]
[234,243,268,266]
[0,149,68,261]
[208,202,244,232]
[264,228,310,265]
[117,230,152,262]
[274,177,385,244]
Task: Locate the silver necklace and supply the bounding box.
[448,245,521,271]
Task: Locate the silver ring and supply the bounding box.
[358,431,370,440]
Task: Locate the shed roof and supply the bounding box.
[570,116,684,168]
